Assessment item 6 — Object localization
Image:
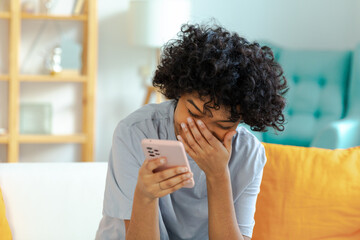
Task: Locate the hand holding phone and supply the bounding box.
[141,139,195,188]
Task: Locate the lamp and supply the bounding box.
[128,0,191,104]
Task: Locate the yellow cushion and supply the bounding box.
[253,143,360,240]
[0,188,12,240]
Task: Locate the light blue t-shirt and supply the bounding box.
[96,100,266,240]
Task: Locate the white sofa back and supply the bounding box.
[0,162,108,240]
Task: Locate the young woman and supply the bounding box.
[96,23,287,240]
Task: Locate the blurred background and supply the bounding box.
[0,0,359,162]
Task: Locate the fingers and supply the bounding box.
[153,166,189,182]
[160,177,194,196]
[186,117,208,148]
[180,121,202,153]
[177,135,196,158]
[144,157,166,173]
[158,172,193,190]
[223,130,237,152]
[195,119,219,147]
[139,158,193,200]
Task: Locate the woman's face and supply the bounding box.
[173,93,241,143]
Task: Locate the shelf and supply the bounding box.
[21,14,87,21]
[19,134,87,144]
[20,74,86,82]
[1,13,86,21]
[0,75,9,81]
[3,0,97,162]
[0,12,10,19]
[0,135,9,144]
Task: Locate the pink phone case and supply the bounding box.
[141,139,195,188]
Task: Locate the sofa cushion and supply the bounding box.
[0,188,12,240]
[253,143,360,240]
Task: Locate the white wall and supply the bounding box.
[191,0,360,50]
[1,0,359,162]
[95,0,161,161]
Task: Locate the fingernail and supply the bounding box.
[160,158,165,164]
[185,173,191,178]
[181,123,186,129]
[179,167,187,173]
[197,120,203,127]
[187,117,193,123]
[177,135,182,141]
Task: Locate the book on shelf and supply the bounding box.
[73,0,85,15]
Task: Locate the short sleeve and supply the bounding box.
[95,215,125,240]
[235,169,264,238]
[233,141,266,238]
[102,122,146,219]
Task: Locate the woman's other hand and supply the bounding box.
[177,118,236,180]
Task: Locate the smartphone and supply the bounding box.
[141,139,195,188]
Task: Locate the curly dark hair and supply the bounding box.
[153,23,288,132]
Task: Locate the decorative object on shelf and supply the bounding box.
[46,45,63,75]
[20,103,52,134]
[41,0,57,14]
[61,38,82,75]
[21,1,36,14]
[73,0,85,15]
[21,19,63,74]
[128,0,191,105]
[0,128,6,135]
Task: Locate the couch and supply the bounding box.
[253,143,360,240]
[0,163,111,240]
[1,144,359,240]
[249,43,360,149]
[311,44,360,149]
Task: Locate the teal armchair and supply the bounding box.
[245,43,357,148]
[311,44,360,149]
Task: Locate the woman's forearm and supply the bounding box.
[206,169,244,240]
[126,186,160,240]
